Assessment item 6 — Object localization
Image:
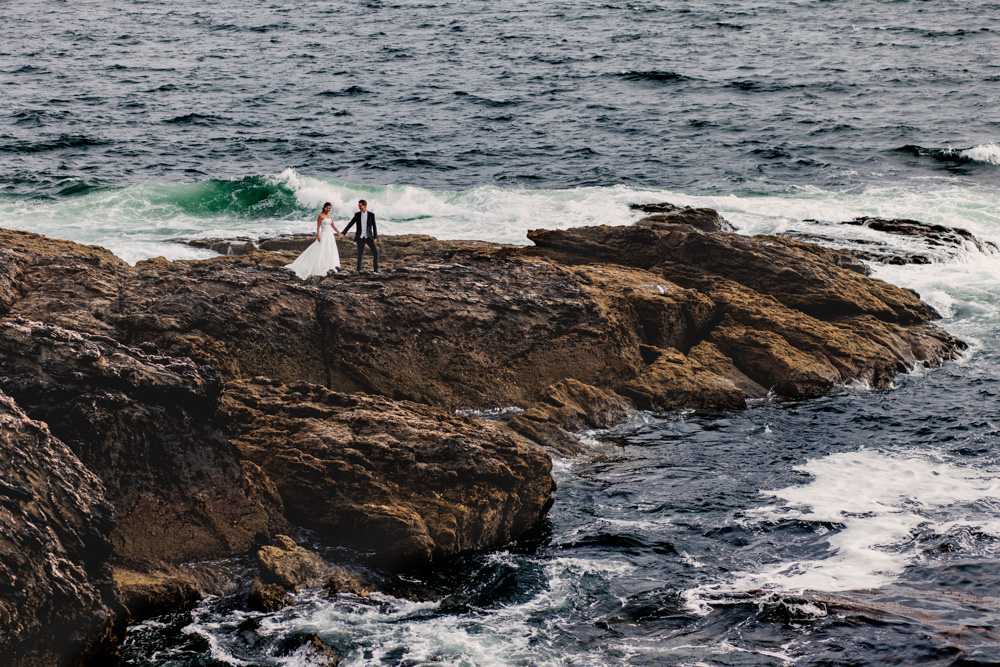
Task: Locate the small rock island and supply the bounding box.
[0,205,964,664]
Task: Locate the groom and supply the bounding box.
[340,199,380,273]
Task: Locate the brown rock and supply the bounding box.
[296,634,342,666]
[526,222,940,324]
[0,390,120,666]
[629,203,736,232]
[0,219,964,423]
[225,378,556,567]
[256,535,332,591]
[251,535,367,606]
[686,341,768,399]
[0,228,128,337]
[0,318,288,563]
[508,379,632,455]
[114,562,233,621]
[247,578,291,613]
[619,346,749,411]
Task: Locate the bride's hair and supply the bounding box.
[322,202,332,209]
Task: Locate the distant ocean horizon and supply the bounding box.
[5,0,1000,664]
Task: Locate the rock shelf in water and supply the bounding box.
[0,205,965,664]
[781,216,998,265]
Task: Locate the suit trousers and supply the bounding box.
[356,236,379,271]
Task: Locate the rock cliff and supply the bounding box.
[225,378,555,567]
[0,318,287,564]
[0,390,120,665]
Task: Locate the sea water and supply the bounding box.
[4,0,1000,664]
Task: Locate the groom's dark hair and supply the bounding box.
[359,199,367,206]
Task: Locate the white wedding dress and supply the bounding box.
[286,217,341,278]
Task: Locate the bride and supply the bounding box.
[286,202,342,278]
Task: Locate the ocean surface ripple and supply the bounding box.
[4,1,1000,665]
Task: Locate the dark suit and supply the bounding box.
[342,211,379,272]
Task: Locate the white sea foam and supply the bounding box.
[5,171,1000,277]
[246,556,635,666]
[271,168,648,244]
[6,173,1000,354]
[683,450,1000,615]
[961,143,1000,165]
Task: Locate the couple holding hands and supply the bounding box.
[287,200,380,279]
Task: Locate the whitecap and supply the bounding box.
[683,449,1000,615]
[961,143,1000,165]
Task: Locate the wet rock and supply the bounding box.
[257,234,313,253]
[629,203,736,232]
[256,535,332,591]
[0,390,121,666]
[247,578,291,613]
[185,237,258,256]
[528,222,962,394]
[767,235,871,275]
[224,378,556,567]
[248,536,367,611]
[619,345,750,411]
[295,634,342,666]
[783,216,998,266]
[846,216,996,252]
[507,379,632,455]
[526,222,940,324]
[114,562,233,621]
[0,318,288,563]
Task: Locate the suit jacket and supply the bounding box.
[342,211,377,240]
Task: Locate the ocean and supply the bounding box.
[4,0,1000,664]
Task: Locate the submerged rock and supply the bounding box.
[783,216,998,265]
[295,634,342,667]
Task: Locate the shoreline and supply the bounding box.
[0,204,969,664]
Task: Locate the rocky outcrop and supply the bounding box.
[251,534,366,610]
[0,390,120,666]
[782,216,998,265]
[629,202,736,232]
[0,318,288,563]
[224,378,556,567]
[295,635,342,667]
[0,211,964,418]
[248,534,368,612]
[0,202,970,662]
[526,221,960,393]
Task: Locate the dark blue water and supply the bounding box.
[4,0,1000,193]
[5,1,1000,665]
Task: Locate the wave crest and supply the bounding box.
[960,143,1000,165]
[895,143,1000,166]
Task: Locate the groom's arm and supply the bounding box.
[371,213,378,240]
[341,213,357,235]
